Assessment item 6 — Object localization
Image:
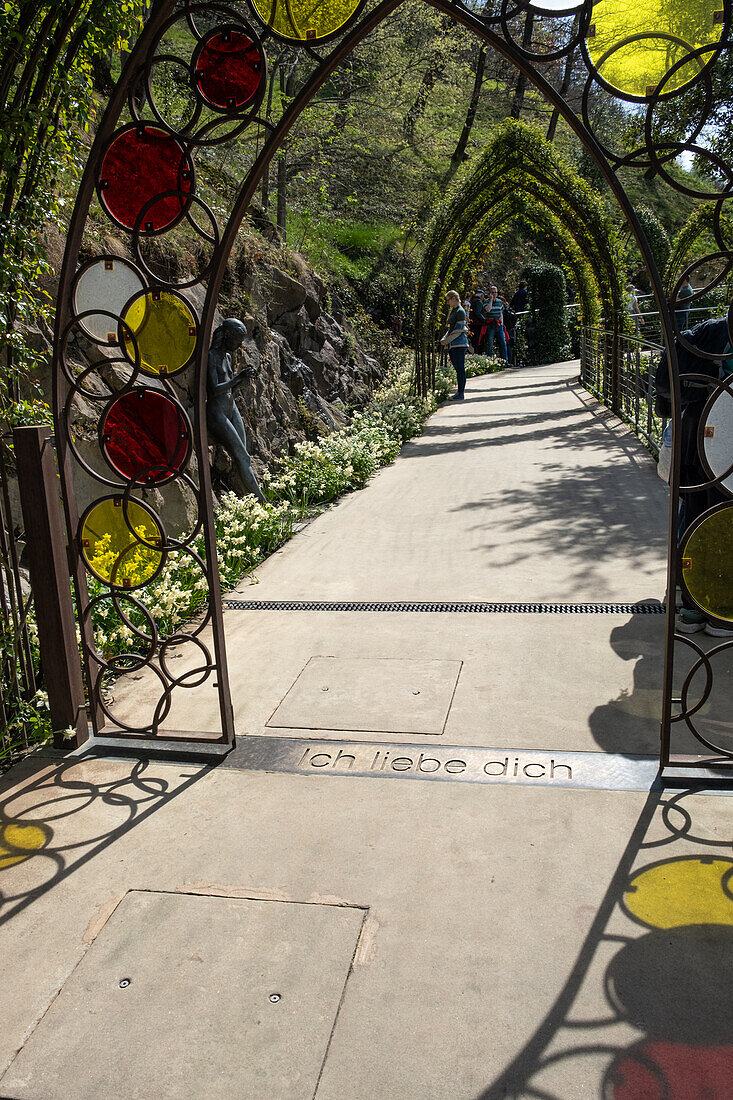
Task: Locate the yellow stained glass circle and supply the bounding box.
[251,0,362,43]
[81,497,163,588]
[682,505,733,622]
[0,822,50,871]
[587,0,722,97]
[121,291,197,377]
[624,857,733,929]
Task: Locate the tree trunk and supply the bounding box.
[277,146,287,241]
[444,43,486,183]
[402,15,453,145]
[546,14,580,142]
[509,11,534,119]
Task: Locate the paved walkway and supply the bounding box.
[1,364,732,1099]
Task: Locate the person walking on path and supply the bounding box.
[485,285,508,361]
[676,275,693,331]
[440,290,469,400]
[626,284,645,334]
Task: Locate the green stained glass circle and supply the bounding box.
[251,0,362,43]
[681,505,733,623]
[81,497,163,589]
[121,291,197,376]
[587,0,722,97]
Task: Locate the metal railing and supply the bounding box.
[580,326,667,456]
[627,303,721,347]
[0,428,87,766]
[0,442,38,764]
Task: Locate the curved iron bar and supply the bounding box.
[53,0,733,766]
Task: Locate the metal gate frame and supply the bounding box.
[53,0,732,767]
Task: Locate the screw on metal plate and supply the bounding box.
[269,993,281,1003]
[412,690,420,695]
[119,978,131,989]
[322,686,329,692]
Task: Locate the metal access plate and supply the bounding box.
[0,891,364,1100]
[267,656,463,735]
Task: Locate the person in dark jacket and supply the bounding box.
[655,317,733,635]
[469,291,486,351]
[509,281,528,314]
[440,289,469,400]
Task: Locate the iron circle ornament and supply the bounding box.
[131,192,221,290]
[97,122,196,235]
[117,287,199,378]
[158,632,215,690]
[142,53,204,137]
[679,501,733,625]
[83,589,159,676]
[59,309,143,400]
[670,253,733,340]
[498,0,585,63]
[579,0,728,104]
[677,635,733,754]
[100,389,193,488]
[71,256,146,342]
[247,0,369,47]
[92,659,174,735]
[78,494,167,592]
[191,23,267,114]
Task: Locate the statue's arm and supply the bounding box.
[230,366,257,389]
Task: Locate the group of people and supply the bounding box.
[440,281,528,400]
[626,275,694,334]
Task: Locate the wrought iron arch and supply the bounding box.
[53,0,733,767]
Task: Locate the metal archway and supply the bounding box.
[54,0,733,767]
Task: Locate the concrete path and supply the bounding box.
[239,362,669,603]
[1,363,732,1099]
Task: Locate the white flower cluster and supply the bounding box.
[89,349,500,665]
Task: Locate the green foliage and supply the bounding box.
[0,620,51,764]
[666,205,733,295]
[521,261,569,366]
[90,495,294,662]
[0,2,146,422]
[633,205,671,279]
[415,120,625,386]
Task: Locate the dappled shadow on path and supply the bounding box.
[0,754,210,929]
[452,453,666,588]
[477,786,733,1099]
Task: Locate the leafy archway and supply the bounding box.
[415,120,625,385]
[442,196,600,322]
[666,202,733,298]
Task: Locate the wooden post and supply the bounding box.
[13,427,87,748]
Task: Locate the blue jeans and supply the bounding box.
[487,323,507,360]
[449,346,467,394]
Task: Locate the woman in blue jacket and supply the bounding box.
[440,290,469,400]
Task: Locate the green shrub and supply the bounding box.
[521,261,570,365]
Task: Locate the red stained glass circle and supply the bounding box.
[98,125,194,233]
[102,390,191,485]
[610,1041,733,1099]
[194,27,264,110]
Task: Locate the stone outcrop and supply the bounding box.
[23,227,384,527]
